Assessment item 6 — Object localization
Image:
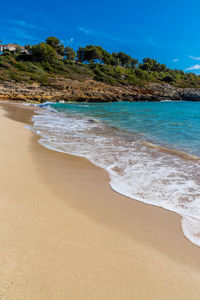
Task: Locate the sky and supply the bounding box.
[1,0,200,73]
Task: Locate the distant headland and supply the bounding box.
[0,36,200,102]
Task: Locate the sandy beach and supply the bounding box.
[0,102,200,299]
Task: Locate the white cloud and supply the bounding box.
[66,37,74,45]
[77,26,133,44]
[16,9,52,23]
[185,64,200,71]
[13,28,40,41]
[188,55,200,61]
[0,24,40,42]
[77,27,93,35]
[77,26,156,47]
[172,58,179,62]
[8,19,46,31]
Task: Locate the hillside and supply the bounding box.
[0,37,200,102]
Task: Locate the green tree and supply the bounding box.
[3,49,11,56]
[15,46,23,54]
[64,47,76,60]
[134,68,149,80]
[112,52,119,66]
[25,44,31,50]
[24,44,31,54]
[112,52,136,68]
[31,42,57,63]
[84,45,102,63]
[101,49,114,65]
[139,58,167,72]
[117,52,132,67]
[140,58,154,71]
[130,58,138,69]
[46,36,60,49]
[45,36,64,56]
[77,47,85,63]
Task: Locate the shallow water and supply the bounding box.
[30,101,200,247]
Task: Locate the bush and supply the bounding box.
[94,74,116,85]
[162,75,174,83]
[9,72,24,82]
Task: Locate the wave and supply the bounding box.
[29,106,200,247]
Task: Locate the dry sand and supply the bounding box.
[0,102,200,299]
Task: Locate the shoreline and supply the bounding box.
[0,102,200,299]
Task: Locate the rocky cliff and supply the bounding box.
[1,79,200,102]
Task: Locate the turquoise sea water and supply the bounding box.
[41,101,200,155]
[30,101,200,247]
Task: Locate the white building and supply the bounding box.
[0,44,26,53]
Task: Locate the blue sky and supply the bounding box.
[1,0,200,73]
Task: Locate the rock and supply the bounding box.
[0,79,200,103]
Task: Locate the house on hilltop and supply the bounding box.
[0,44,26,53]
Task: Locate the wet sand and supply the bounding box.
[0,102,200,299]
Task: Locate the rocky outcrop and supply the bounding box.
[148,83,200,101]
[0,79,200,102]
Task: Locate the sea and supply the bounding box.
[29,101,200,247]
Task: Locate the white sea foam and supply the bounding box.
[30,108,200,247]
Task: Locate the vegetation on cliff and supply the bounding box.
[0,36,200,89]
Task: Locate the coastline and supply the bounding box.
[1,80,200,103]
[0,102,200,299]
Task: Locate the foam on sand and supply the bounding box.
[30,107,200,247]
